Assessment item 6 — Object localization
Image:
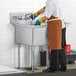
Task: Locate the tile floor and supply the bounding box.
[19,63,76,73]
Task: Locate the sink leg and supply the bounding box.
[46,46,49,68]
[31,46,34,72]
[18,44,21,69]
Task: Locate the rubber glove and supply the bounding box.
[35,17,44,25]
[30,14,36,20]
[35,20,41,25]
[30,12,40,20]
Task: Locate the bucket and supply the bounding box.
[43,50,51,54]
[65,44,71,54]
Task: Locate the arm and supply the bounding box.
[38,16,49,23]
[35,16,49,25]
[42,16,49,22]
[34,7,45,16]
[30,7,46,20]
[36,7,49,22]
[37,7,45,14]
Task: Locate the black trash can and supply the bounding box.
[40,51,51,66]
[40,50,76,66]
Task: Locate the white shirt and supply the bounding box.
[44,0,65,28]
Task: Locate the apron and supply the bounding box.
[47,16,62,50]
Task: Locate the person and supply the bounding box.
[30,0,67,73]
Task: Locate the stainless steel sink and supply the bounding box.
[10,13,48,46]
[10,13,49,72]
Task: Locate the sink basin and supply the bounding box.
[10,13,48,46]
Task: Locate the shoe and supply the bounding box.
[43,68,55,73]
[60,68,67,72]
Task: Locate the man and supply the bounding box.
[30,0,67,73]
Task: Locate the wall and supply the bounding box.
[0,0,76,68]
[59,0,76,49]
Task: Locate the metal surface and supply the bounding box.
[15,25,48,46]
[18,44,21,69]
[10,13,49,72]
[31,46,34,72]
[46,46,49,68]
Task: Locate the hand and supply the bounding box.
[35,20,41,25]
[30,14,36,20]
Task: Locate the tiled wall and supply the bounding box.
[0,0,45,68]
[0,0,76,68]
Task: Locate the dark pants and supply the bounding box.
[50,28,67,71]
